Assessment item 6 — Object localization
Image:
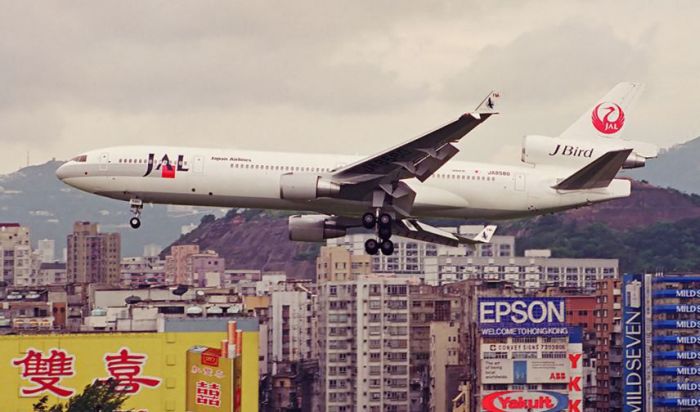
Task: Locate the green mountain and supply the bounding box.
[624,136,700,195]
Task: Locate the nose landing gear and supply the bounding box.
[129,198,143,229]
[362,211,395,255]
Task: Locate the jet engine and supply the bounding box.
[521,135,657,169]
[288,215,347,242]
[280,173,340,201]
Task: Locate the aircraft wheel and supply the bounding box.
[364,238,379,255]
[378,226,392,240]
[362,212,376,229]
[378,213,392,228]
[129,217,141,229]
[380,239,394,256]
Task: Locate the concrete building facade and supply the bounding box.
[164,244,200,284]
[429,321,461,412]
[424,251,618,292]
[66,222,120,286]
[317,274,414,412]
[0,223,32,286]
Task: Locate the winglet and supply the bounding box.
[471,225,497,243]
[474,91,501,113]
[455,224,497,244]
[553,149,632,190]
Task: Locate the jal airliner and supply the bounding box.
[56,82,657,255]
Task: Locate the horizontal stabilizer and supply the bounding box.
[554,149,632,190]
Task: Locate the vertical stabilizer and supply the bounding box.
[560,82,644,140]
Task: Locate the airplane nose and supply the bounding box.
[55,163,69,180]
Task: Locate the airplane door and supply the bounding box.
[193,156,204,173]
[99,153,109,171]
[514,173,525,191]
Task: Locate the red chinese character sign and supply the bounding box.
[97,347,161,394]
[186,347,234,411]
[12,348,76,398]
[196,381,221,407]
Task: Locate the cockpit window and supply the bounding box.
[71,155,87,162]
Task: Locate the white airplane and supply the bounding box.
[56,82,657,255]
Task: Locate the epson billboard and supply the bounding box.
[622,274,651,412]
[478,297,568,337]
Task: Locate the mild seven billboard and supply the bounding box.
[623,273,647,412]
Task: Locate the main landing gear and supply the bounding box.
[129,198,143,229]
[363,211,394,256]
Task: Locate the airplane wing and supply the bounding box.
[329,91,499,215]
[394,220,497,247]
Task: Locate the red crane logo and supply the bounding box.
[592,102,625,135]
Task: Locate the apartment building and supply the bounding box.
[429,321,461,412]
[424,249,617,292]
[588,278,623,411]
[0,223,32,286]
[408,284,462,411]
[164,244,200,284]
[327,226,515,276]
[121,256,166,287]
[269,282,315,374]
[66,221,120,285]
[317,274,415,412]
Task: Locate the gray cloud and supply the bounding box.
[0,1,698,173]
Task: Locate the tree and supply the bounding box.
[200,214,216,225]
[33,379,131,412]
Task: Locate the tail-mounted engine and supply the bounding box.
[521,135,657,169]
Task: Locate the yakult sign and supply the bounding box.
[479,298,568,337]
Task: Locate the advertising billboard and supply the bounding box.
[481,390,568,412]
[622,274,647,412]
[0,329,259,412]
[567,327,583,412]
[653,335,700,345]
[480,358,571,385]
[478,297,568,337]
[186,347,235,412]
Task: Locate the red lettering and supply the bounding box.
[568,376,581,392]
[569,399,581,412]
[12,348,76,397]
[568,353,582,368]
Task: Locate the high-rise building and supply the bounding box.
[408,284,463,411]
[429,321,461,412]
[592,277,623,411]
[66,221,120,285]
[317,273,415,412]
[268,282,315,374]
[164,244,200,284]
[475,294,584,412]
[316,246,372,283]
[619,273,700,412]
[0,223,32,286]
[37,239,55,263]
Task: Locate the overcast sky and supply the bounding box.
[1,1,698,174]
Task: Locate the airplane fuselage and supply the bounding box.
[56,145,631,220]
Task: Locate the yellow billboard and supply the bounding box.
[0,331,258,412]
